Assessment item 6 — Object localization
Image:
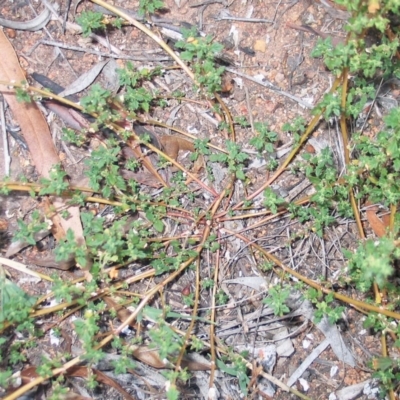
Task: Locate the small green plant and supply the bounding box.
[191,138,211,162]
[312,92,342,120]
[176,27,225,94]
[209,140,249,180]
[182,292,195,307]
[263,188,285,214]
[73,304,105,363]
[15,84,32,103]
[234,116,250,128]
[287,147,351,236]
[217,354,250,395]
[49,377,69,400]
[345,236,399,291]
[62,127,87,147]
[263,285,291,316]
[204,233,220,252]
[202,278,214,289]
[306,289,345,324]
[0,367,12,388]
[118,62,161,88]
[138,0,164,15]
[249,122,278,155]
[148,319,183,360]
[76,11,107,37]
[85,142,127,198]
[370,356,400,394]
[216,289,229,305]
[282,117,306,145]
[12,210,49,246]
[39,164,70,196]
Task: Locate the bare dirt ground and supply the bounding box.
[0,0,395,399]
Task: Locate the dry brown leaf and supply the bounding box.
[108,266,119,279]
[103,295,138,329]
[0,31,58,178]
[127,136,167,187]
[17,366,133,400]
[20,366,39,384]
[159,135,203,173]
[68,367,135,400]
[132,345,168,369]
[0,217,8,230]
[19,369,93,399]
[365,200,388,238]
[131,345,211,371]
[120,164,163,188]
[26,253,75,270]
[45,101,90,131]
[0,30,85,261]
[368,0,380,13]
[159,135,195,160]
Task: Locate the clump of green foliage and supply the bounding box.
[176,27,225,94]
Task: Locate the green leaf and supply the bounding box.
[153,220,164,233]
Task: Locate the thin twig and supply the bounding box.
[0,96,10,176]
[39,40,170,61]
[190,0,227,7]
[28,0,77,76]
[216,16,273,23]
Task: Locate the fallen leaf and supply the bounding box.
[26,253,75,270]
[108,266,119,279]
[365,200,388,237]
[68,367,135,400]
[130,344,211,371]
[159,135,194,160]
[58,60,109,98]
[368,0,380,13]
[103,295,138,329]
[159,135,203,173]
[0,30,85,264]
